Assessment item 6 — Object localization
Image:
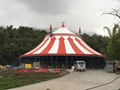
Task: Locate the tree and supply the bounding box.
[104,23,119,38]
[82,33,108,55]
[104,24,120,60]
[103,5,120,60]
[0,26,47,65]
[104,9,120,20]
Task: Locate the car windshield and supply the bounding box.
[78,62,84,65]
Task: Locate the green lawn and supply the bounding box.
[0,70,66,90]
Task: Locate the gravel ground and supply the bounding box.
[9,69,120,90]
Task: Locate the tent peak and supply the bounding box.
[61,22,65,28]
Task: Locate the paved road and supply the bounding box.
[10,70,120,90]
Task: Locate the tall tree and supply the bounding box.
[104,23,119,38]
[104,24,120,60]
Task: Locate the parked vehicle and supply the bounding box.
[74,61,86,71]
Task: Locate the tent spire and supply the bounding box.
[79,26,81,36]
[61,22,65,28]
[50,24,52,37]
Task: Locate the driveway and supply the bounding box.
[9,70,120,90]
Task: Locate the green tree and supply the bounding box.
[0,26,47,65]
[82,33,108,55]
[104,24,120,60]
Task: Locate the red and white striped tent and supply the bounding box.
[20,24,105,68]
[21,26,104,57]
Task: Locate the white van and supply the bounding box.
[74,61,86,71]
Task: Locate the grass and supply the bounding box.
[0,69,67,90]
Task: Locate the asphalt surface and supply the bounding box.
[9,70,120,90]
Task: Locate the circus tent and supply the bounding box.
[20,24,105,68]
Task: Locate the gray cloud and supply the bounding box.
[0,0,119,35]
[17,0,73,15]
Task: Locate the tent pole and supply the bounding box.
[55,56,57,68]
[52,56,53,68]
[66,56,68,68]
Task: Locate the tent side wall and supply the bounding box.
[19,56,105,68]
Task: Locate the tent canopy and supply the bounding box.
[21,24,104,57]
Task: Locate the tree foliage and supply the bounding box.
[0,26,47,65]
[81,33,108,55]
[105,24,120,60]
[104,7,120,60]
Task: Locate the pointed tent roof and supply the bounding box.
[21,24,104,57]
[53,27,74,34]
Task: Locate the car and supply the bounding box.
[74,61,86,71]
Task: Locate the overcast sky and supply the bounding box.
[0,0,119,35]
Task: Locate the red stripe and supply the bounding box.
[23,38,49,56]
[68,37,83,54]
[41,37,56,54]
[58,36,66,54]
[75,37,95,54]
